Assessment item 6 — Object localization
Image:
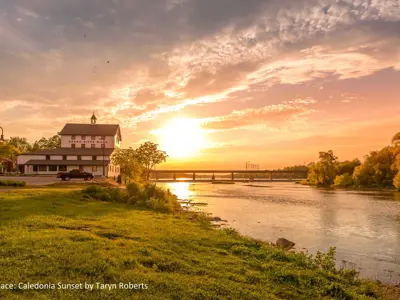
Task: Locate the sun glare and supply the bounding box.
[154,118,206,159]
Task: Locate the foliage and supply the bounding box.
[307,150,338,186]
[394,155,400,191]
[336,159,361,176]
[353,146,398,188]
[111,148,143,180]
[333,173,354,188]
[392,131,400,145]
[0,186,383,300]
[0,179,26,186]
[282,165,310,173]
[135,141,168,181]
[5,137,31,153]
[30,135,61,151]
[82,182,181,213]
[0,143,20,167]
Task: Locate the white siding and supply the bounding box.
[82,156,92,160]
[50,155,63,160]
[61,135,116,148]
[17,155,46,165]
[67,156,78,160]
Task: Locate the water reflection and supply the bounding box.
[160,182,400,283]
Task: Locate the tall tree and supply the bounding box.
[111,148,143,180]
[135,141,168,181]
[0,144,20,167]
[6,137,32,153]
[307,150,338,186]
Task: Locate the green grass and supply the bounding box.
[0,185,389,299]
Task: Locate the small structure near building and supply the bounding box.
[17,114,121,177]
[0,158,13,173]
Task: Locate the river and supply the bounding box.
[159,181,400,284]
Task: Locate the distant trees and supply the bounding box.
[0,135,61,170]
[305,133,400,190]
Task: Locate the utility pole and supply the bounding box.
[0,126,4,141]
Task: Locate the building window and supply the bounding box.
[62,155,67,160]
[71,144,76,148]
[71,135,76,140]
[33,165,38,172]
[77,156,81,160]
[92,166,97,172]
[81,135,86,140]
[46,155,50,160]
[101,136,105,140]
[91,144,96,148]
[81,144,86,148]
[59,165,67,171]
[101,144,105,148]
[92,156,97,160]
[91,136,96,140]
[39,165,47,171]
[49,165,57,172]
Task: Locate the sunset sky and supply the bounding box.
[1,0,400,169]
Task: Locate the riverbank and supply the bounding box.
[0,184,398,299]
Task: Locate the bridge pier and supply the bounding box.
[270,172,273,181]
[231,172,234,181]
[193,173,196,181]
[173,173,176,181]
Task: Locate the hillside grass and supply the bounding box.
[0,184,396,299]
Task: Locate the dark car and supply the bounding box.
[57,169,94,181]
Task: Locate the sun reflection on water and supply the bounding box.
[163,182,193,200]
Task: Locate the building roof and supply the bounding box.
[19,148,115,156]
[59,123,121,140]
[25,160,110,166]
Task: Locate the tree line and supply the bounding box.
[304,132,400,191]
[0,135,61,167]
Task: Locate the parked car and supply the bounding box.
[57,169,94,181]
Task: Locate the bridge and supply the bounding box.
[150,170,307,182]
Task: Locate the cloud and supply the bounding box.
[202,99,317,131]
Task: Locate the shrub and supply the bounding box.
[82,182,181,213]
[126,182,143,197]
[333,173,353,188]
[0,180,26,187]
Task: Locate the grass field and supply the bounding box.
[0,184,398,299]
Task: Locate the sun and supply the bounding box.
[153,118,206,159]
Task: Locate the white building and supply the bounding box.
[17,114,121,177]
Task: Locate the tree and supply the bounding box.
[307,150,338,186]
[336,159,361,176]
[111,148,143,181]
[392,132,400,145]
[6,137,32,153]
[0,144,20,167]
[135,141,168,181]
[31,135,61,151]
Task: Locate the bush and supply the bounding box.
[333,173,353,188]
[82,182,181,213]
[0,180,26,187]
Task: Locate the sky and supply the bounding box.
[1,0,400,169]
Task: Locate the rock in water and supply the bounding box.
[276,238,295,250]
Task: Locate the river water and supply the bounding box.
[159,181,400,284]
